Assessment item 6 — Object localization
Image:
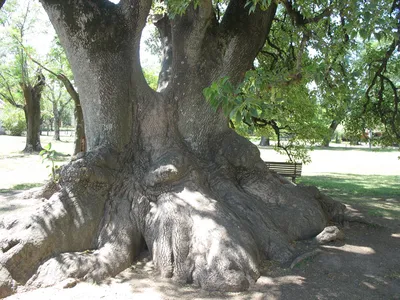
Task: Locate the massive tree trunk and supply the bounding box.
[0,0,345,296]
[21,73,45,152]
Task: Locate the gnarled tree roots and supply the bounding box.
[0,148,345,296]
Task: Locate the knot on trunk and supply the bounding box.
[144,151,189,187]
[218,132,263,170]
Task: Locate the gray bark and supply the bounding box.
[0,0,345,296]
[52,101,60,141]
[259,136,270,146]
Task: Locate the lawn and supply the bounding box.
[298,174,400,220]
[0,135,74,191]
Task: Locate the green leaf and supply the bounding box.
[249,107,259,117]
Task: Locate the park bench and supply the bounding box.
[264,161,302,183]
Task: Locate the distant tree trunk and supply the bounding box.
[52,101,61,141]
[259,136,270,146]
[21,73,45,152]
[53,74,85,154]
[25,58,85,154]
[322,120,339,147]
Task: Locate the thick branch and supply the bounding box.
[280,0,332,26]
[154,14,172,91]
[40,0,136,54]
[170,0,218,69]
[219,0,278,82]
[365,39,398,111]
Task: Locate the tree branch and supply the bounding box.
[153,14,173,91]
[170,0,218,69]
[280,0,332,26]
[23,48,80,109]
[218,0,278,82]
[365,39,398,112]
[0,73,22,109]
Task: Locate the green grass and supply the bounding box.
[0,182,43,194]
[314,145,399,152]
[298,174,400,219]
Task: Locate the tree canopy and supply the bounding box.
[202,0,400,159]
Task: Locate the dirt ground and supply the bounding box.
[1,191,400,300]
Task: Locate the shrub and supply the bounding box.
[0,105,26,136]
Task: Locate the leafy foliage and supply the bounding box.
[143,68,159,90]
[204,0,400,162]
[40,143,59,182]
[0,103,25,135]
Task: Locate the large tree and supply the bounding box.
[2,0,397,296]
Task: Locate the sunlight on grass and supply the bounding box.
[299,174,400,220]
[0,182,42,193]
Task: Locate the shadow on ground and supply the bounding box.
[3,194,400,300]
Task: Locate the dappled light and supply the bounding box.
[322,244,376,255]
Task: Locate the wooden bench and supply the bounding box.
[264,161,302,183]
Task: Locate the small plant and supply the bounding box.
[40,143,59,182]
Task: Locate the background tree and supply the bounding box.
[0,0,46,152]
[25,37,85,154]
[1,0,399,297]
[44,78,72,140]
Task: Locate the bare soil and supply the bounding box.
[1,191,400,300]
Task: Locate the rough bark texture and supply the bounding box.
[21,73,45,152]
[0,0,345,297]
[73,100,85,154]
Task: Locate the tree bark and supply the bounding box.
[259,136,270,146]
[52,101,61,141]
[0,0,345,296]
[21,73,45,152]
[73,99,85,154]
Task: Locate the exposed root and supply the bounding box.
[0,145,346,295]
[144,188,261,291]
[27,243,132,288]
[290,249,323,269]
